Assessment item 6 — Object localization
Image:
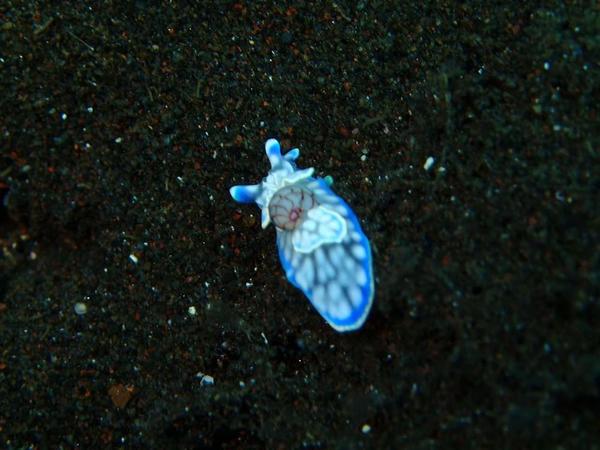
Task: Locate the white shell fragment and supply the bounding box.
[196,372,215,386]
[229,139,375,332]
[424,156,435,171]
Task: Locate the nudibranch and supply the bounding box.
[229,139,374,332]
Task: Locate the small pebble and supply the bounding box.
[74,302,87,315]
[424,156,435,171]
[108,384,134,409]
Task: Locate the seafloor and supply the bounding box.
[1,2,598,449]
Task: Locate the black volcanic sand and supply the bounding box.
[1,2,598,448]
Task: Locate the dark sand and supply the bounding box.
[1,2,598,448]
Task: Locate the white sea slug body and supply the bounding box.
[229,139,374,332]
